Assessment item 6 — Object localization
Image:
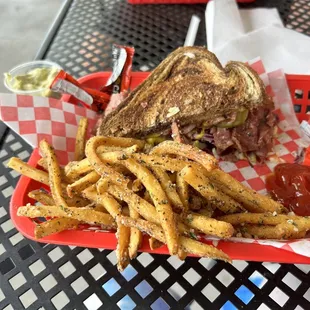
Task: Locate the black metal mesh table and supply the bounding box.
[1,0,310,309]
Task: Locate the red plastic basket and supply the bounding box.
[128,0,255,4]
[10,71,310,264]
[286,74,310,123]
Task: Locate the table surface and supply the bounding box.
[1,0,310,309]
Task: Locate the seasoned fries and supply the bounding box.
[115,219,131,271]
[128,205,143,259]
[67,171,100,197]
[276,219,310,239]
[207,169,284,213]
[235,225,284,239]
[179,236,231,263]
[28,190,55,205]
[8,157,50,185]
[75,117,88,161]
[96,179,131,271]
[184,213,234,239]
[18,205,115,228]
[119,216,231,262]
[40,140,69,209]
[35,218,79,239]
[107,183,160,225]
[132,154,191,173]
[121,158,179,255]
[10,131,310,272]
[85,137,128,186]
[178,249,187,260]
[151,140,217,171]
[150,167,184,213]
[28,190,81,239]
[107,183,189,235]
[176,173,189,214]
[217,213,306,226]
[180,165,242,214]
[235,225,306,240]
[38,158,74,184]
[67,145,138,178]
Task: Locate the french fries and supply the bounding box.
[28,190,82,238]
[121,158,179,255]
[12,132,310,272]
[235,225,284,239]
[128,205,143,259]
[107,183,189,235]
[132,153,191,172]
[178,249,187,260]
[96,178,131,270]
[207,169,284,213]
[184,213,234,239]
[67,171,100,197]
[82,186,108,213]
[179,236,231,263]
[119,216,231,262]
[151,140,218,171]
[28,190,55,205]
[97,145,128,152]
[180,165,242,214]
[115,218,131,271]
[176,173,189,214]
[38,157,75,184]
[39,140,69,209]
[235,225,306,240]
[35,218,79,239]
[150,167,184,213]
[220,213,310,239]
[94,136,145,149]
[29,188,91,209]
[75,117,88,161]
[96,191,122,218]
[18,205,116,228]
[9,159,90,208]
[85,181,133,270]
[217,213,306,226]
[107,183,160,224]
[67,145,138,178]
[276,219,310,239]
[8,157,50,185]
[85,137,129,186]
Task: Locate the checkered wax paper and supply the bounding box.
[0,95,98,165]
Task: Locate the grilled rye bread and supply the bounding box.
[98,46,275,161]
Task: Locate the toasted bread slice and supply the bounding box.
[98,47,267,138]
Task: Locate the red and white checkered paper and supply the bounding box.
[1,59,310,257]
[0,95,98,165]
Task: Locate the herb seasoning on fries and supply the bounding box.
[7,118,310,271]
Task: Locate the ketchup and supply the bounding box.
[266,163,310,216]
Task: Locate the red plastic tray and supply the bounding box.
[128,0,255,4]
[10,71,310,263]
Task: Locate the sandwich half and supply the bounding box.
[97,46,276,162]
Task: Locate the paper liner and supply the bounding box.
[1,59,310,257]
[0,95,98,165]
